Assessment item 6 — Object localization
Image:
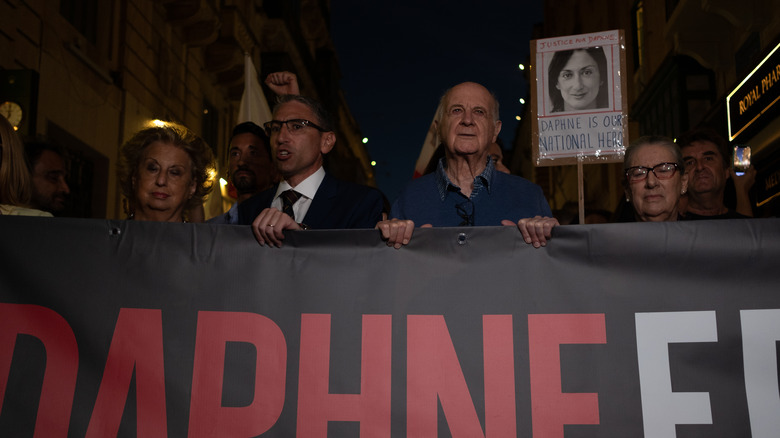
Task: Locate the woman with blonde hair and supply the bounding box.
[0,115,51,216]
[118,122,214,222]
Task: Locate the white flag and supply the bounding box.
[238,53,273,125]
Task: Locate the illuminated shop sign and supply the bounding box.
[727,42,780,141]
[757,166,780,207]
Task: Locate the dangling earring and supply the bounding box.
[123,198,135,220]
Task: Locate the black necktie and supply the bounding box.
[281,189,301,221]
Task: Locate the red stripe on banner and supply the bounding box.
[0,304,78,438]
[528,314,606,438]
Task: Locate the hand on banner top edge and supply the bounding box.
[252,207,302,247]
[504,216,560,249]
[376,219,433,249]
[265,72,300,96]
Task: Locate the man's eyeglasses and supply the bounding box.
[456,200,475,226]
[625,162,679,183]
[263,119,327,136]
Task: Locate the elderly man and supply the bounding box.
[238,94,384,246]
[677,128,754,219]
[378,82,557,248]
[209,122,278,224]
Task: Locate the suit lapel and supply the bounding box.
[302,174,337,227]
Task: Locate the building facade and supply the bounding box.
[0,0,375,219]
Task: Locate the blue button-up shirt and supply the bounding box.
[391,157,552,226]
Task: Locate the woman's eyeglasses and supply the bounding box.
[625,162,679,183]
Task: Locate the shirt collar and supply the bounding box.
[226,201,239,224]
[275,166,326,200]
[434,156,495,201]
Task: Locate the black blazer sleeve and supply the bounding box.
[301,174,385,229]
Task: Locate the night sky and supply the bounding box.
[331,0,544,201]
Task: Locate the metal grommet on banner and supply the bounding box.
[109,227,122,236]
[457,232,467,245]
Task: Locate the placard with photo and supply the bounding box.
[531,30,628,165]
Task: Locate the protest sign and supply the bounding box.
[532,30,628,166]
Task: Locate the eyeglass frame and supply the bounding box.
[263,119,327,136]
[624,162,680,183]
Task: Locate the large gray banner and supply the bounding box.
[1,216,779,437]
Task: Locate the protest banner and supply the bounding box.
[1,217,779,437]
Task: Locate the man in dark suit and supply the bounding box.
[238,94,384,246]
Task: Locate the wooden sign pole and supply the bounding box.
[578,156,585,224]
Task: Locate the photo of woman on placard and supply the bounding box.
[548,46,609,112]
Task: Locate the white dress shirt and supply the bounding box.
[270,166,326,222]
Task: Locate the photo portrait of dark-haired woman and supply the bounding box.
[548,46,609,113]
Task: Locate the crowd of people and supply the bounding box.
[0,72,757,248]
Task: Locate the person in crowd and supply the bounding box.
[487,140,510,174]
[377,82,558,249]
[548,46,608,112]
[238,94,384,246]
[265,71,300,95]
[677,128,754,219]
[209,122,278,224]
[118,123,214,222]
[24,140,70,214]
[623,136,688,222]
[0,115,51,216]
